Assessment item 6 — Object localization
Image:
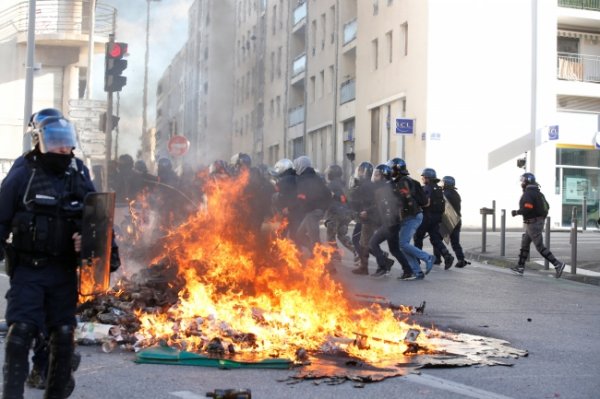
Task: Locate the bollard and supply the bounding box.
[544,217,550,270]
[582,197,587,231]
[500,209,506,256]
[480,207,494,253]
[570,207,578,275]
[492,200,497,232]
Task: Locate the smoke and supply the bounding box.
[92,0,194,157]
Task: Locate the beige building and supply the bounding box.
[159,0,600,228]
[0,0,115,178]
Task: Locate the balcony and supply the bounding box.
[0,0,116,45]
[558,0,600,11]
[288,105,305,127]
[343,18,357,45]
[292,53,306,77]
[557,52,600,83]
[292,1,306,35]
[340,79,356,104]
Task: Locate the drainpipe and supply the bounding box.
[85,0,96,99]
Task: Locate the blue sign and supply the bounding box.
[595,131,600,149]
[548,125,559,140]
[395,118,414,134]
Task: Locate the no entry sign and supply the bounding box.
[167,135,190,157]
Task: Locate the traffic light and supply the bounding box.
[104,42,128,92]
[99,112,121,131]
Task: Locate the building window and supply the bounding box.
[270,52,275,81]
[330,6,335,43]
[386,30,393,63]
[272,5,277,34]
[372,38,379,70]
[400,22,408,56]
[328,65,334,94]
[319,70,324,98]
[309,75,316,103]
[373,0,379,15]
[270,99,274,118]
[277,46,282,78]
[388,0,393,5]
[321,13,326,50]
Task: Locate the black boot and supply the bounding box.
[3,322,37,399]
[45,325,75,399]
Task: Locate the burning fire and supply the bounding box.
[125,170,434,363]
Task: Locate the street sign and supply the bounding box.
[548,125,559,140]
[168,135,190,157]
[594,131,600,149]
[395,118,414,134]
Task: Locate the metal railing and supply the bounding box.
[0,0,115,41]
[340,79,355,104]
[293,1,306,26]
[557,52,600,83]
[558,0,600,11]
[343,18,357,45]
[292,53,306,77]
[288,105,304,127]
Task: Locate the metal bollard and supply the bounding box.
[492,200,496,232]
[500,209,506,256]
[544,217,550,270]
[480,207,494,253]
[570,207,578,275]
[582,197,587,231]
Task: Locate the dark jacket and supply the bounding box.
[516,184,546,221]
[349,179,377,224]
[295,167,331,214]
[443,187,461,217]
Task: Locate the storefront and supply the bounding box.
[556,145,600,228]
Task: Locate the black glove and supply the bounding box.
[110,246,121,272]
[511,210,518,217]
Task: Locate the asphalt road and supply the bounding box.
[1,244,599,399]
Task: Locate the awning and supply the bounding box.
[558,29,600,41]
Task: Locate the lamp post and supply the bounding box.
[142,0,160,149]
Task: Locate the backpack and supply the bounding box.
[429,184,445,213]
[410,179,427,207]
[536,191,550,217]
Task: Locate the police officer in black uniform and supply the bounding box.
[323,164,354,260]
[0,114,119,398]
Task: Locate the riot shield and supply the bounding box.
[440,195,460,244]
[79,192,115,297]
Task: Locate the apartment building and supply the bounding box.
[156,0,234,167]
[158,0,600,227]
[0,0,115,179]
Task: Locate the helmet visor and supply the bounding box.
[39,119,77,153]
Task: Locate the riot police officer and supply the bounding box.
[0,114,119,398]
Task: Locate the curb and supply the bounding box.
[464,250,600,287]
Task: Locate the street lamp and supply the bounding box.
[142,0,160,148]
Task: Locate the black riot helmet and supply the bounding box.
[372,163,392,182]
[354,161,373,182]
[520,172,536,188]
[386,157,409,178]
[324,164,343,181]
[442,176,456,188]
[209,159,231,178]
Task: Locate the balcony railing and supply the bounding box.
[293,1,306,26]
[0,0,115,41]
[288,105,304,127]
[340,79,356,104]
[292,53,306,77]
[343,18,357,45]
[558,0,600,11]
[557,52,600,83]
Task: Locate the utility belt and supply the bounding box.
[11,211,78,256]
[4,245,77,277]
[524,216,546,224]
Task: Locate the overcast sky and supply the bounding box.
[92,0,193,156]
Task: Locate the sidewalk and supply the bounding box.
[458,228,600,286]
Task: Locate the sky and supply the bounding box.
[91,0,194,156]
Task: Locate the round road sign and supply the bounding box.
[167,135,190,157]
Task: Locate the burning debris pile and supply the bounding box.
[75,170,527,381]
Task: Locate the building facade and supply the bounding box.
[0,0,115,179]
[156,0,600,228]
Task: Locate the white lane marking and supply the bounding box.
[404,373,514,399]
[170,391,206,399]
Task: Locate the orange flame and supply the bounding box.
[134,170,433,362]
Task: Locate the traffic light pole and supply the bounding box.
[104,34,115,192]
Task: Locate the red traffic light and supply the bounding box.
[106,42,128,59]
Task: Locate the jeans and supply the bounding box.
[398,212,431,275]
